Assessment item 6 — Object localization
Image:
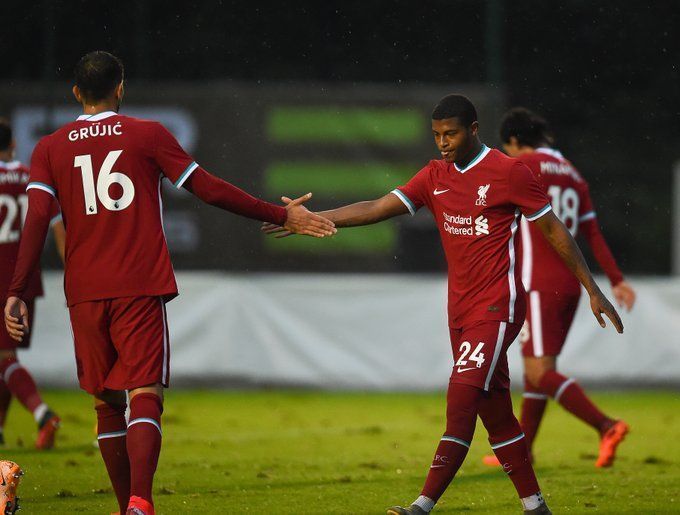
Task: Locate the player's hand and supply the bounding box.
[4,296,29,342]
[261,222,293,239]
[612,281,636,312]
[589,289,624,334]
[280,193,337,238]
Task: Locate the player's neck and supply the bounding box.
[0,151,13,162]
[80,102,119,116]
[454,139,483,169]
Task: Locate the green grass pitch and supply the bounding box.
[3,390,679,513]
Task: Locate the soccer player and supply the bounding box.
[264,95,623,514]
[3,51,335,515]
[483,107,635,467]
[0,119,65,450]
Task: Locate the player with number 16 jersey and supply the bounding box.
[5,51,335,515]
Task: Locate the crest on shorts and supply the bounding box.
[475,184,490,206]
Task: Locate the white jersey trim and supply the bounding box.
[484,321,507,391]
[0,160,22,170]
[507,209,521,323]
[391,189,416,216]
[525,203,552,222]
[579,211,597,222]
[520,216,532,291]
[26,182,56,197]
[76,111,118,121]
[174,161,199,189]
[529,291,544,357]
[535,147,565,160]
[454,144,491,173]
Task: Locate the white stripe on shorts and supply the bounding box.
[529,291,544,357]
[484,322,507,391]
[160,298,169,385]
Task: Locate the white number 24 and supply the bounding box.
[74,150,135,215]
[456,341,486,368]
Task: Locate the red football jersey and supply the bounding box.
[394,146,551,328]
[26,111,199,306]
[519,148,603,295]
[0,160,60,300]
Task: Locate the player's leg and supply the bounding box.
[94,389,130,514]
[105,296,169,515]
[70,299,130,513]
[521,356,554,456]
[126,384,164,515]
[479,388,549,514]
[0,379,12,444]
[525,292,627,467]
[0,300,60,449]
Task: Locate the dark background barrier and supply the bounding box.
[2,0,677,273]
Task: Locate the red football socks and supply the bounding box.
[420,383,482,502]
[538,370,612,434]
[479,389,540,498]
[96,402,130,513]
[0,357,45,418]
[520,377,548,453]
[127,393,163,506]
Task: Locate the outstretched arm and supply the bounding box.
[533,211,624,333]
[262,192,410,237]
[183,168,336,238]
[580,218,635,311]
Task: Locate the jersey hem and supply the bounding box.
[65,290,179,307]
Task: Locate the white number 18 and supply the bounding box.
[74,150,135,215]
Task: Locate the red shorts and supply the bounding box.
[0,300,35,350]
[520,291,580,358]
[449,320,522,391]
[68,296,170,395]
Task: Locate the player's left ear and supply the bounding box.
[115,81,125,102]
[72,85,83,104]
[469,121,479,137]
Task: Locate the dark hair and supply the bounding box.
[431,94,477,127]
[74,51,124,103]
[499,107,554,147]
[0,118,11,152]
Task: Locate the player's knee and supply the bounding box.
[94,389,126,407]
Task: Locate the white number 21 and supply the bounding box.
[74,150,135,215]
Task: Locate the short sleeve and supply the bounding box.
[154,123,199,188]
[577,180,597,223]
[26,138,57,197]
[391,164,432,216]
[509,161,551,221]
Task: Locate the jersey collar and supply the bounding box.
[453,144,490,173]
[535,147,565,160]
[0,160,21,170]
[76,111,118,122]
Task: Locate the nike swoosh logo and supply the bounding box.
[456,367,477,373]
[433,188,450,195]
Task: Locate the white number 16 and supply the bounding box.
[74,150,135,215]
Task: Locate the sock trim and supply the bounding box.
[523,392,548,400]
[98,430,128,440]
[441,435,471,448]
[412,495,435,512]
[491,432,525,450]
[33,403,49,423]
[3,363,21,383]
[554,377,576,402]
[128,417,162,435]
